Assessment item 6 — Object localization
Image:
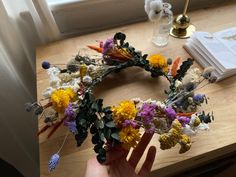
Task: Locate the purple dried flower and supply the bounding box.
[48,153,60,172]
[102,38,114,55]
[64,120,78,134]
[193,94,205,102]
[165,107,177,120]
[65,103,74,118]
[145,124,156,134]
[138,103,157,124]
[122,120,138,128]
[177,116,190,126]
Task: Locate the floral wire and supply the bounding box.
[57,133,70,154]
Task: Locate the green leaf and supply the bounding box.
[96,99,103,112]
[92,133,100,144]
[95,120,104,129]
[99,132,105,141]
[111,132,120,141]
[174,58,194,81]
[90,124,98,134]
[102,107,112,114]
[106,121,116,128]
[104,128,111,139]
[78,119,87,128]
[94,144,102,153]
[91,102,99,112]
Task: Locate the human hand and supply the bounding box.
[85,132,156,177]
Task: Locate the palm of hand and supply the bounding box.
[85,133,156,177]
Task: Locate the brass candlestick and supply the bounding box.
[170,0,196,39]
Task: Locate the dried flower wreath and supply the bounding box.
[26,32,216,171]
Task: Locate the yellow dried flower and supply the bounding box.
[193,117,201,127]
[169,128,181,139]
[51,88,76,113]
[171,119,182,132]
[112,100,137,126]
[179,134,191,153]
[80,64,87,80]
[119,125,141,149]
[148,54,169,72]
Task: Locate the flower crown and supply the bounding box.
[26,32,216,171]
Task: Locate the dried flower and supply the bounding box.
[202,67,215,79]
[48,153,60,172]
[165,107,177,120]
[145,124,156,134]
[64,120,78,134]
[179,134,191,153]
[82,75,93,84]
[193,94,205,102]
[119,125,141,149]
[65,103,75,118]
[122,120,138,129]
[42,61,51,69]
[137,103,157,124]
[112,101,137,126]
[148,54,169,72]
[177,116,190,126]
[51,88,76,113]
[208,75,217,83]
[102,38,114,55]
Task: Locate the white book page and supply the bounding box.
[194,32,236,69]
[189,37,225,72]
[214,27,236,56]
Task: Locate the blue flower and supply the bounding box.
[42,61,51,69]
[48,153,60,172]
[193,94,204,102]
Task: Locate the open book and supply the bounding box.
[184,27,236,81]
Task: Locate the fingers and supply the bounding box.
[85,157,109,177]
[138,146,156,177]
[104,146,129,165]
[128,132,154,169]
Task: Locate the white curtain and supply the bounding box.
[0,0,60,177]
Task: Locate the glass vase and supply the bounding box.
[152,3,173,47]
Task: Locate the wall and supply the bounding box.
[49,0,234,37]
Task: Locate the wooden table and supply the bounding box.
[36,2,236,177]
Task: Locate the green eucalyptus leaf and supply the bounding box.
[111,132,120,141]
[106,121,116,128]
[95,120,104,129]
[78,119,87,127]
[104,128,111,139]
[99,132,105,141]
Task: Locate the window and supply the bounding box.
[46,0,147,37]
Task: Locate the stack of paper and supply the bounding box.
[184,27,236,81]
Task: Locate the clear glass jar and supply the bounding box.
[152,3,173,47]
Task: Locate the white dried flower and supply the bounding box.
[145,0,163,21]
[43,87,55,98]
[131,97,141,104]
[183,125,196,136]
[189,114,197,126]
[59,73,72,83]
[82,75,92,84]
[197,123,209,130]
[175,80,183,88]
[202,67,215,79]
[87,64,96,72]
[50,77,61,88]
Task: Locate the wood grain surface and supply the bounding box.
[36,2,236,177]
